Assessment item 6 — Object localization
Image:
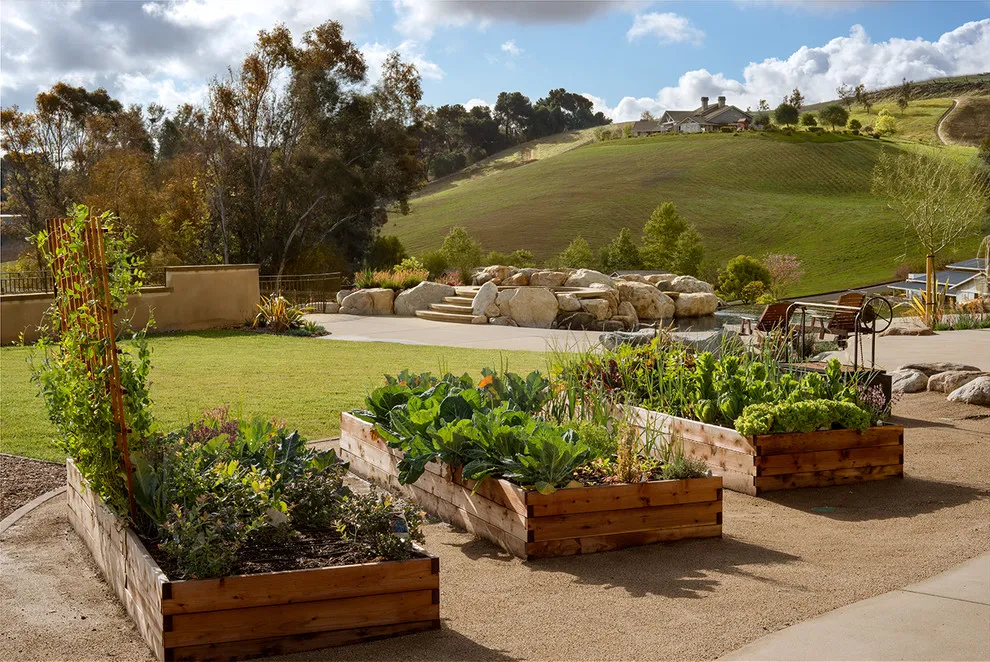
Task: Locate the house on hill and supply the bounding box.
[631,97,753,136]
[887,258,988,302]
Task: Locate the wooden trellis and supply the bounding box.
[47,215,136,519]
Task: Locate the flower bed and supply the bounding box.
[340,412,722,560]
[67,459,439,661]
[625,406,903,496]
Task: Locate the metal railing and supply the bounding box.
[1,267,166,295]
[258,272,344,313]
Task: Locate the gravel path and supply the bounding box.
[1,393,988,661]
[1,454,65,520]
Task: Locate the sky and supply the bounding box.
[1,0,988,122]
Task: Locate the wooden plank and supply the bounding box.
[165,589,439,648]
[339,448,412,498]
[525,524,722,559]
[679,438,757,475]
[411,467,528,540]
[755,445,903,476]
[526,477,722,516]
[457,476,529,517]
[530,501,722,543]
[625,406,757,454]
[711,470,758,497]
[340,412,392,453]
[755,426,904,455]
[406,482,529,558]
[754,464,904,492]
[167,619,440,662]
[164,557,437,615]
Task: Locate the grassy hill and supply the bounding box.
[387,131,985,295]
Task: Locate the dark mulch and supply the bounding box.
[0,454,66,520]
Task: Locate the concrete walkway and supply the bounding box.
[307,313,600,351]
[720,553,990,661]
[825,329,990,372]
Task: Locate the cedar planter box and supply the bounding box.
[65,460,440,662]
[339,413,722,560]
[625,406,904,497]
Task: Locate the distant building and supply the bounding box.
[887,258,988,302]
[631,97,753,136]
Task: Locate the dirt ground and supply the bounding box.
[1,392,988,661]
[0,454,65,519]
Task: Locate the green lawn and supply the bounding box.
[387,130,983,295]
[0,331,546,461]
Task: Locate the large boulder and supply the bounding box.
[325,302,340,314]
[556,312,599,330]
[503,272,530,286]
[667,275,715,294]
[588,283,619,313]
[393,281,457,316]
[617,281,674,320]
[616,301,638,320]
[643,273,674,286]
[500,288,559,328]
[472,281,499,316]
[340,288,394,315]
[891,368,928,394]
[474,265,516,285]
[881,318,935,337]
[898,362,983,377]
[616,274,646,283]
[580,298,612,321]
[947,376,990,406]
[928,371,987,394]
[335,288,353,305]
[556,293,582,312]
[529,270,570,287]
[673,292,719,318]
[565,269,615,289]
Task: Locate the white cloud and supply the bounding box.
[626,12,704,45]
[361,41,445,81]
[501,39,523,56]
[464,98,490,110]
[594,20,990,121]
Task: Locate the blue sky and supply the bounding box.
[2,1,988,120]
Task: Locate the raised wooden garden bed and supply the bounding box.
[626,406,904,496]
[339,413,722,560]
[66,460,440,661]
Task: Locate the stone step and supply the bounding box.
[415,310,476,324]
[443,296,475,305]
[430,302,474,314]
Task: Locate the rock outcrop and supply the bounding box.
[928,370,986,394]
[673,292,718,318]
[393,282,457,316]
[667,275,715,294]
[340,288,394,315]
[891,368,928,394]
[617,281,674,320]
[497,288,559,328]
[947,376,990,406]
[471,281,499,316]
[565,269,615,289]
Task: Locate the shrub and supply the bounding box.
[741,280,768,303]
[819,104,850,131]
[551,236,595,269]
[508,249,536,268]
[719,126,734,133]
[800,112,817,127]
[875,109,897,135]
[774,103,799,126]
[420,250,448,278]
[380,268,429,289]
[439,227,483,284]
[671,226,704,276]
[718,255,772,302]
[641,202,686,271]
[396,256,424,271]
[597,228,642,272]
[365,235,407,270]
[848,118,862,131]
[254,294,310,333]
[807,126,824,133]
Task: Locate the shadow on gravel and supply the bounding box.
[762,475,990,522]
[527,536,800,599]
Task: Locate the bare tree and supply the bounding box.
[872,146,990,324]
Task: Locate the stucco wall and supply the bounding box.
[1,264,260,344]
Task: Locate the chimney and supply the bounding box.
[701,96,709,111]
[718,96,726,108]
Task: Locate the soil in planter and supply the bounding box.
[142,527,402,579]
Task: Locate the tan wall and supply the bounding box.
[1,265,260,344]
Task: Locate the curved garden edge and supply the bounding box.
[0,485,67,536]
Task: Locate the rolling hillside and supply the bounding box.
[387,131,986,295]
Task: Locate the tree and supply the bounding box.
[597,228,641,272]
[552,235,594,269]
[854,83,873,115]
[897,77,912,114]
[763,253,803,299]
[493,91,532,138]
[875,109,897,135]
[641,202,687,270]
[788,88,805,112]
[671,227,704,276]
[871,145,990,324]
[800,112,817,127]
[819,104,850,131]
[836,84,855,110]
[773,103,799,127]
[718,255,772,302]
[365,235,408,269]
[640,111,656,121]
[439,226,483,282]
[848,118,862,132]
[753,99,771,127]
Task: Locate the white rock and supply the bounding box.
[928,371,987,394]
[479,265,516,285]
[340,288,395,315]
[324,302,340,314]
[335,289,353,305]
[502,287,559,328]
[580,298,612,321]
[484,304,501,317]
[947,376,990,406]
[668,275,715,294]
[673,292,719,318]
[643,274,674,286]
[529,270,570,287]
[898,362,982,377]
[472,315,488,324]
[393,281,457,316]
[881,318,934,337]
[557,293,582,312]
[503,272,529,286]
[565,268,615,289]
[616,281,674,320]
[891,369,928,393]
[472,281,499,315]
[587,283,620,313]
